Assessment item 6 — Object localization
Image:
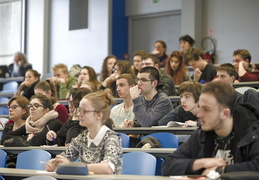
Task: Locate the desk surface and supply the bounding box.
[114,127,197,135]
[0,168,172,180]
[0,146,175,158]
[0,77,24,83]
[233,81,259,88]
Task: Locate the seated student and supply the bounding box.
[131,50,147,77]
[49,63,77,99]
[110,74,136,127]
[15,69,41,100]
[45,90,123,174]
[124,67,173,127]
[232,49,259,82]
[184,47,217,84]
[46,88,92,146]
[1,96,30,145]
[100,55,118,82]
[142,54,177,96]
[34,80,68,124]
[158,81,202,126]
[162,81,259,176]
[8,52,32,77]
[179,34,195,53]
[151,40,168,67]
[80,81,98,92]
[215,63,259,109]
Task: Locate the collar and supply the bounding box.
[87,125,109,147]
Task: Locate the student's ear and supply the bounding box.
[220,108,231,120]
[244,59,249,64]
[154,64,159,69]
[152,80,158,87]
[95,111,103,121]
[44,108,50,113]
[230,76,236,83]
[47,90,52,97]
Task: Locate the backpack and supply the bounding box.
[136,136,162,148]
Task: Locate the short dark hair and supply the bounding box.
[179,35,195,46]
[202,81,236,115]
[178,81,202,103]
[143,54,160,65]
[154,40,167,49]
[139,66,160,85]
[233,49,252,63]
[217,63,238,80]
[183,47,204,65]
[68,88,92,108]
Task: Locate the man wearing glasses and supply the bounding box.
[142,54,177,96]
[124,66,173,127]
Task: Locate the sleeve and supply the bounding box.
[101,132,123,173]
[239,72,259,82]
[158,106,184,125]
[28,119,62,146]
[162,130,202,176]
[1,125,27,144]
[55,104,68,124]
[59,77,77,99]
[133,96,173,127]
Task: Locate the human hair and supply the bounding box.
[178,81,202,103]
[52,63,68,74]
[81,66,101,87]
[34,80,57,104]
[101,55,118,81]
[233,49,252,63]
[202,81,236,115]
[68,88,92,108]
[139,66,160,85]
[83,89,115,124]
[8,96,30,120]
[30,94,53,110]
[165,51,187,85]
[132,50,147,76]
[81,81,98,92]
[26,69,41,80]
[143,54,160,65]
[114,60,132,74]
[117,74,136,86]
[14,52,28,64]
[154,40,167,50]
[217,63,238,80]
[183,47,204,65]
[179,34,195,46]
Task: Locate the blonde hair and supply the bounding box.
[52,63,68,73]
[83,89,115,123]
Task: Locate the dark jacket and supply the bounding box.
[8,63,32,77]
[159,70,177,96]
[162,104,259,176]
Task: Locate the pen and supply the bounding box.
[46,125,56,141]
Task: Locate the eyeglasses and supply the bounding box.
[135,78,154,83]
[112,68,120,73]
[77,108,97,116]
[27,103,45,109]
[7,105,21,110]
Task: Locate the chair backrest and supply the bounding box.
[0,107,9,115]
[23,176,57,180]
[117,132,130,148]
[0,149,7,168]
[0,175,5,180]
[2,81,18,93]
[235,86,257,94]
[16,149,51,170]
[0,97,9,103]
[122,152,156,176]
[141,132,179,148]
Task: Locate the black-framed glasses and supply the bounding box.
[112,68,120,73]
[135,78,153,83]
[27,103,45,109]
[77,108,97,116]
[7,105,21,110]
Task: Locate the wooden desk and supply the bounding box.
[0,146,175,158]
[0,168,172,180]
[114,127,197,135]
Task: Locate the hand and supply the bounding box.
[240,61,249,71]
[130,85,141,99]
[152,49,159,55]
[193,68,202,82]
[124,119,134,128]
[185,120,197,127]
[193,158,226,172]
[27,133,35,141]
[46,130,57,141]
[201,166,218,176]
[54,155,69,164]
[45,158,58,172]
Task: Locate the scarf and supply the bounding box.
[25,110,58,134]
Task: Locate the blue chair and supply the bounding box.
[0,97,9,103]
[0,107,8,115]
[1,81,18,93]
[0,149,7,168]
[0,176,5,180]
[141,132,179,148]
[117,132,130,148]
[122,152,156,176]
[16,150,51,170]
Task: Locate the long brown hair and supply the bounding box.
[165,51,186,85]
[100,55,118,81]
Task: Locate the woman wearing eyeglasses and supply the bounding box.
[46,89,122,174]
[0,96,30,145]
